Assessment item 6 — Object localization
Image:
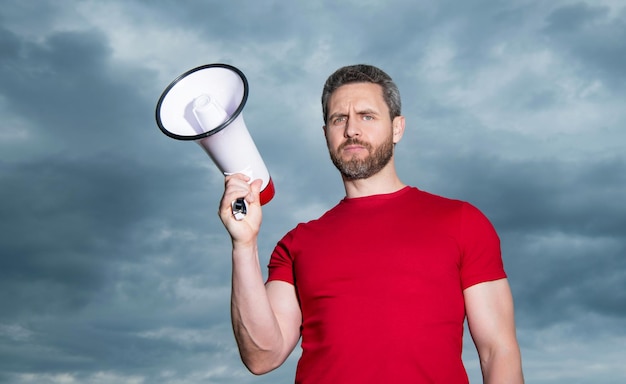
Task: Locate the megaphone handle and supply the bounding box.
[232,198,247,221]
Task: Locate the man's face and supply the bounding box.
[324,82,401,180]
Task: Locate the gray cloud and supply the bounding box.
[543,3,626,88]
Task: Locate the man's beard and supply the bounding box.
[329,135,394,180]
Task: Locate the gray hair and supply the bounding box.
[321,64,401,124]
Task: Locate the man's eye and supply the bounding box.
[333,116,347,125]
[362,115,374,121]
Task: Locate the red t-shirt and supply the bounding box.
[268,187,506,383]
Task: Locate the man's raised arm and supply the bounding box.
[219,174,302,374]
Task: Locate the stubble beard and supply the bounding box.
[329,134,394,180]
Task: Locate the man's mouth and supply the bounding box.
[339,140,369,153]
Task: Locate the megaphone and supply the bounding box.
[155,63,275,214]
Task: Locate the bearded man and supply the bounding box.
[219,64,524,383]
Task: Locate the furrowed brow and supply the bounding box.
[328,112,348,121]
[356,108,378,116]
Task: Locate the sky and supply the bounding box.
[0,0,625,383]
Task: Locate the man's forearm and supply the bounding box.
[480,346,524,384]
[230,242,284,374]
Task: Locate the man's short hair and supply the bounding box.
[321,64,402,124]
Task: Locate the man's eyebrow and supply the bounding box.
[328,112,348,120]
[356,108,378,115]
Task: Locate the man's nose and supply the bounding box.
[344,115,361,138]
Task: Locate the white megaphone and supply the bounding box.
[156,64,275,217]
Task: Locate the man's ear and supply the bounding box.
[392,116,406,144]
[322,125,327,137]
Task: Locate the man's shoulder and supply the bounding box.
[404,186,466,208]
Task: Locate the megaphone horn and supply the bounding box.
[155,64,275,209]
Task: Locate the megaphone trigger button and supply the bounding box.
[232,198,247,221]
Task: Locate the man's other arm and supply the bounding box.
[464,278,524,384]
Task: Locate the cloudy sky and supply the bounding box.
[1,0,625,383]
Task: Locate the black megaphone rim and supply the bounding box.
[155,63,249,141]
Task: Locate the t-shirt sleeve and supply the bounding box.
[459,202,507,290]
[267,227,297,285]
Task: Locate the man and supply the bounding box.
[219,64,524,383]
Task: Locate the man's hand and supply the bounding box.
[218,174,263,247]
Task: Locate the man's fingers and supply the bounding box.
[220,174,263,220]
[247,179,264,204]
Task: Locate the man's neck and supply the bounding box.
[342,166,406,199]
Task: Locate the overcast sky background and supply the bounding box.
[1,1,625,383]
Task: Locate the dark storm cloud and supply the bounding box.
[506,229,626,339]
[0,15,237,382]
[445,156,626,237]
[543,2,626,88]
[0,27,20,57]
[415,152,626,347]
[0,28,158,155]
[0,29,118,311]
